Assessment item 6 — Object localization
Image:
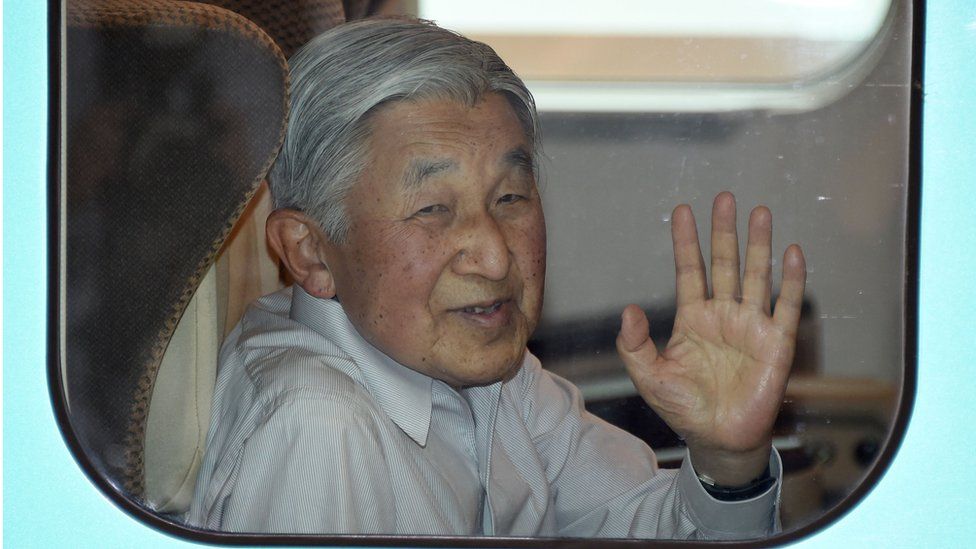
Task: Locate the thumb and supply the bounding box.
[616,304,660,367]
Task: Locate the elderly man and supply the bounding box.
[189,17,806,540]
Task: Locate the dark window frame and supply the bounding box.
[47,0,923,546]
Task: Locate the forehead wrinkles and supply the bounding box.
[365,97,530,194]
[398,117,506,150]
[381,95,518,146]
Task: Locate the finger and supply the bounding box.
[742,206,773,314]
[616,304,661,385]
[671,204,708,306]
[773,244,807,336]
[710,192,741,301]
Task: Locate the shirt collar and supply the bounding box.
[290,286,433,447]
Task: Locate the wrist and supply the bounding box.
[697,463,775,501]
[688,443,772,487]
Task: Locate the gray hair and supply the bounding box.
[269,17,539,243]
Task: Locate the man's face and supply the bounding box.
[320,93,547,387]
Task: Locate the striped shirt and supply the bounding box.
[188,286,780,539]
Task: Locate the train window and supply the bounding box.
[412,0,914,535]
[53,0,918,545]
[417,0,893,112]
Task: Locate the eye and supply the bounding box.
[497,193,525,205]
[414,204,449,216]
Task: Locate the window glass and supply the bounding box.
[413,0,909,533]
[420,0,894,112]
[56,0,915,542]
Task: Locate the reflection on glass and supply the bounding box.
[60,0,912,540]
[416,0,908,532]
[419,0,895,113]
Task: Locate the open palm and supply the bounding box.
[617,192,806,484]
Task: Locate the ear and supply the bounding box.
[266,209,337,299]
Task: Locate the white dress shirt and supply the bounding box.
[188,286,781,539]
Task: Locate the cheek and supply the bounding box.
[518,210,547,285]
[357,228,451,313]
[510,210,547,329]
[390,238,454,298]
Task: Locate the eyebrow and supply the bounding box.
[401,146,536,190]
[504,146,535,177]
[403,158,457,190]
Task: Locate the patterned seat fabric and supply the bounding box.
[64,0,289,510]
[64,0,390,516]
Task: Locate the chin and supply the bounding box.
[454,349,526,388]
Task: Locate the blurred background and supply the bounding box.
[62,0,913,535]
[381,0,910,531]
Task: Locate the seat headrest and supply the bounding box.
[63,0,288,502]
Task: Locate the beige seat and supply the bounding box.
[143,183,284,513]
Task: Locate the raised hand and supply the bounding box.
[616,192,806,486]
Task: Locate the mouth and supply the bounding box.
[451,299,514,328]
[460,301,504,315]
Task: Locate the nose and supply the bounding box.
[452,213,512,281]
